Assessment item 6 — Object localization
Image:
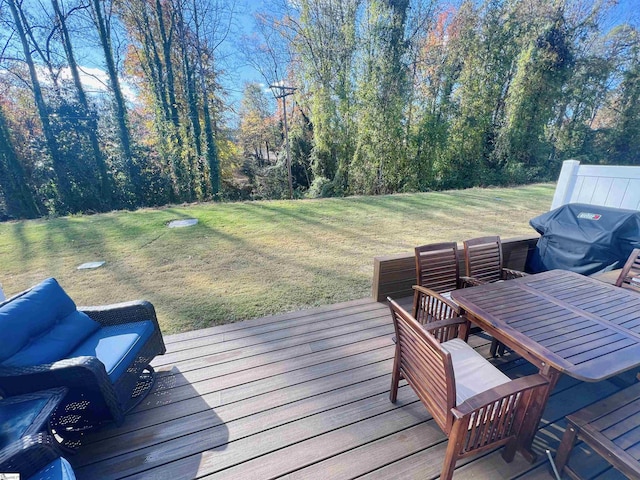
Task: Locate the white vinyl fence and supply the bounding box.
[551,159,640,210]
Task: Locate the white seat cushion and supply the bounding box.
[441,338,510,406]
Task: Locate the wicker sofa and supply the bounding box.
[0,278,165,446]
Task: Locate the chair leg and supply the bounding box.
[555,423,578,474]
[390,352,401,403]
[501,438,518,463]
[490,338,500,357]
[441,438,461,480]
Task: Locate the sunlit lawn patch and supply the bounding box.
[0,184,554,333]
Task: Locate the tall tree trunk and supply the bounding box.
[7,0,72,210]
[191,0,219,197]
[175,2,204,197]
[154,0,180,131]
[0,106,41,218]
[91,0,139,202]
[52,0,112,208]
[154,0,192,201]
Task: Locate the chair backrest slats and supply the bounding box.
[389,299,455,433]
[464,236,503,283]
[415,242,460,293]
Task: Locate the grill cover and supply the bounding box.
[526,203,640,275]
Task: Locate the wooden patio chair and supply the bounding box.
[388,298,548,480]
[414,243,472,336]
[463,235,527,286]
[414,242,462,293]
[463,236,528,356]
[615,248,640,291]
[412,285,468,342]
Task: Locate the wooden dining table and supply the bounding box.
[450,269,640,462]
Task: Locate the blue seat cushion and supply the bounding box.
[0,278,99,364]
[29,457,76,480]
[68,321,155,381]
[0,396,49,449]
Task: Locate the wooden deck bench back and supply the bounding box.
[373,235,538,302]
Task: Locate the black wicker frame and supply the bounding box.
[0,433,62,478]
[0,387,67,436]
[0,388,68,478]
[0,291,166,445]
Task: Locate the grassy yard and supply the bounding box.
[0,184,554,334]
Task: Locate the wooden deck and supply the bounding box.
[69,297,633,480]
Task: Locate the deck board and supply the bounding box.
[70,297,633,479]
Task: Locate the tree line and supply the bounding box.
[1,0,639,219]
[0,0,229,218]
[239,0,640,199]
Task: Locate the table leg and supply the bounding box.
[516,367,561,462]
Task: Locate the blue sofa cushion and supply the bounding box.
[68,321,155,381]
[29,457,76,480]
[0,278,99,364]
[0,396,48,449]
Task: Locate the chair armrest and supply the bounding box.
[80,300,158,327]
[412,285,460,314]
[501,268,529,279]
[460,276,487,287]
[0,357,111,398]
[421,317,470,341]
[0,433,61,479]
[452,374,548,418]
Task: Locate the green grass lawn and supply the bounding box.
[0,184,555,334]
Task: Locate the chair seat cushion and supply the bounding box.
[440,291,454,302]
[441,338,510,405]
[68,321,155,381]
[29,457,76,480]
[0,397,49,449]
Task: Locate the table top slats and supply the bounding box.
[588,298,640,318]
[451,270,640,382]
[564,338,637,365]
[527,321,603,345]
[507,304,579,331]
[545,330,621,353]
[480,297,553,317]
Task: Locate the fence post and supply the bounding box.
[550,159,581,210]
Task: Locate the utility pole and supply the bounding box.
[270,84,297,200]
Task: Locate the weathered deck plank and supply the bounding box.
[70,297,634,480]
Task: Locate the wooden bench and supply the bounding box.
[555,381,640,479]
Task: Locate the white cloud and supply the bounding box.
[25,64,138,103]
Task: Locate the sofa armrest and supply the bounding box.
[80,300,158,327]
[0,356,111,398]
